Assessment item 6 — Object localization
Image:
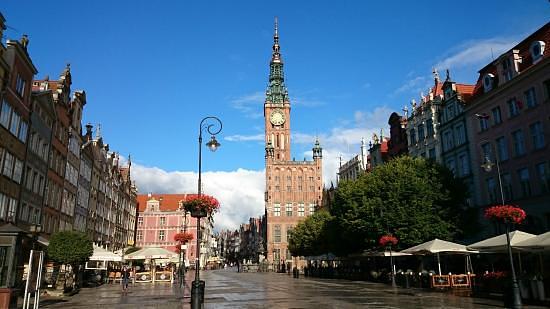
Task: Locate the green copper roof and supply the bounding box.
[266,18,289,105]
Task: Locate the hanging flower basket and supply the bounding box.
[181,195,220,218]
[484,205,526,224]
[379,234,398,247]
[174,232,194,244]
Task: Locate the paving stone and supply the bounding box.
[37,269,548,308]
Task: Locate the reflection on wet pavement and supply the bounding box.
[41,269,548,308]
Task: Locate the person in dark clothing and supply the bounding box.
[122,266,131,291]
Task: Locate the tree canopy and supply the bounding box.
[48,231,93,266]
[288,209,333,257]
[332,156,468,254]
[289,156,470,257]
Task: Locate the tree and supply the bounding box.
[331,156,469,254]
[48,231,93,290]
[125,246,141,255]
[288,210,333,257]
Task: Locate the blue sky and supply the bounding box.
[2,1,549,230]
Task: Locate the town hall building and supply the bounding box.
[264,19,323,269]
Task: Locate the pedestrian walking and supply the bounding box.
[122,266,131,292]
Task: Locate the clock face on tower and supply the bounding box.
[270,109,285,125]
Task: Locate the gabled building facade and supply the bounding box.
[136,194,200,266]
[465,22,550,233]
[405,75,444,162]
[438,72,476,206]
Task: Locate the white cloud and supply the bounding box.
[224,134,264,142]
[229,91,264,118]
[132,164,265,232]
[293,106,394,185]
[393,75,429,95]
[132,107,394,231]
[435,37,518,71]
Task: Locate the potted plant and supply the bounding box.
[379,234,398,287]
[174,232,194,245]
[484,205,526,224]
[484,204,526,308]
[180,195,220,218]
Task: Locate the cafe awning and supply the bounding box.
[124,247,177,260]
[513,231,550,252]
[467,230,536,253]
[89,245,123,262]
[401,239,474,255]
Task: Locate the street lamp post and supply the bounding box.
[179,211,188,287]
[481,146,522,309]
[191,116,222,309]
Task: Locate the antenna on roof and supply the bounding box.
[490,47,494,61]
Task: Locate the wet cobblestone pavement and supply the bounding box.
[38,269,549,308]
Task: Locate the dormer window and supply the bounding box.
[483,73,495,93]
[530,41,545,63]
[444,87,453,100]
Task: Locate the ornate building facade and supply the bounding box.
[264,20,323,268]
[136,194,203,267]
[338,138,368,183]
[405,74,444,163]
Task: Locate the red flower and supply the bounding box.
[484,205,526,224]
[174,232,194,244]
[379,235,398,247]
[181,195,220,215]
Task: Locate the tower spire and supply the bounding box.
[272,17,281,63]
[266,17,288,105]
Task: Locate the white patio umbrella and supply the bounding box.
[515,231,550,276]
[401,239,476,275]
[89,245,123,262]
[467,230,536,253]
[124,247,178,260]
[514,231,550,252]
[362,250,411,257]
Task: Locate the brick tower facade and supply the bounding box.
[264,18,323,269]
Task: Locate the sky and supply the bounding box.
[1,1,549,231]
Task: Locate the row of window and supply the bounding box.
[479,87,538,132]
[19,202,40,225]
[486,162,550,202]
[49,148,66,177]
[24,166,46,197]
[0,100,28,143]
[0,148,24,184]
[135,230,183,242]
[45,181,62,210]
[272,176,317,182]
[481,121,545,160]
[65,162,79,186]
[409,119,434,145]
[445,152,470,178]
[442,123,467,152]
[28,131,50,163]
[137,216,177,226]
[61,189,76,216]
[272,203,315,217]
[79,159,92,182]
[272,185,318,192]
